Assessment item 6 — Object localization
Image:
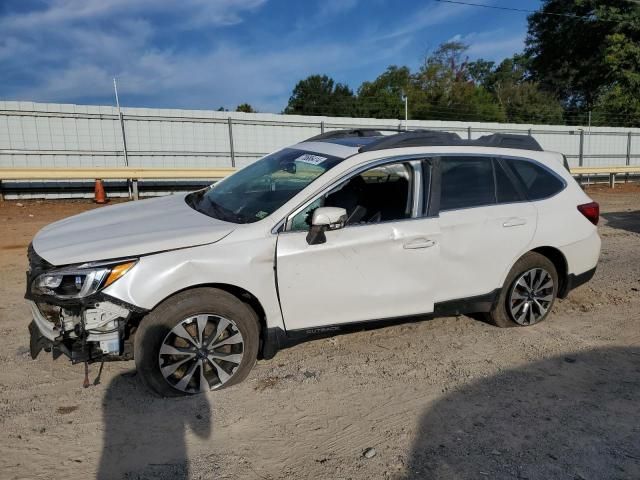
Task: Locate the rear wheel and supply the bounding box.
[134,288,260,397]
[488,252,558,328]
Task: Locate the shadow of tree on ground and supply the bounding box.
[601,211,640,234]
[405,347,640,480]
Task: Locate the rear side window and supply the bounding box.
[508,160,564,200]
[440,157,494,210]
[494,160,521,203]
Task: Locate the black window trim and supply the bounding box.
[493,157,528,204]
[426,153,567,216]
[272,152,567,233]
[423,157,439,217]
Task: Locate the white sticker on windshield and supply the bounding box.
[295,153,327,165]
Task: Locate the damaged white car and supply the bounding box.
[26,129,601,396]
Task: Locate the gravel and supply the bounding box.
[0,186,639,479]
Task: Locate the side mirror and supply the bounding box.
[306,207,347,245]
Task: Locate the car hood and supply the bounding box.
[33,193,236,265]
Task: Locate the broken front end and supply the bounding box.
[25,245,143,364]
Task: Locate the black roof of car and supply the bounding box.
[304,129,543,152]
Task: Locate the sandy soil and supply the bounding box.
[0,187,639,480]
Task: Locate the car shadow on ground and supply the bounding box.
[403,347,640,480]
[97,371,212,479]
[601,211,640,234]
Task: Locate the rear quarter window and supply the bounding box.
[508,160,565,200]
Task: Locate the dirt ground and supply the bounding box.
[0,186,639,480]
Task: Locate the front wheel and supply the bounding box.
[487,252,558,328]
[134,288,260,397]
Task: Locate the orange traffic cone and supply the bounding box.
[94,179,107,204]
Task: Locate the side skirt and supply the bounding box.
[261,289,500,359]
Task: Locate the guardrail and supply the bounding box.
[0,168,235,201]
[571,166,640,188]
[0,165,638,201]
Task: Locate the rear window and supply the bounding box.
[508,160,564,200]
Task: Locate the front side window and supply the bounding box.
[186,148,342,223]
[440,157,494,211]
[289,161,414,231]
[509,160,565,200]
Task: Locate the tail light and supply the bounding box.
[577,201,599,225]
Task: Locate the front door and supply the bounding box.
[276,160,441,331]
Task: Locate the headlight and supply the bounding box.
[32,259,137,299]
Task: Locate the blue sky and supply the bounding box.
[0,0,542,112]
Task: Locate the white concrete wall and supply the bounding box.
[1,101,639,198]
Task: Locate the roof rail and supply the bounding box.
[305,128,389,142]
[306,129,544,152]
[358,130,462,152]
[474,133,543,151]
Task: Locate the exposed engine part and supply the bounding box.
[29,299,134,361]
[60,308,81,334]
[83,301,130,331]
[83,302,130,354]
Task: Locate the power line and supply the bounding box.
[292,99,628,117]
[432,0,618,22]
[287,101,640,126]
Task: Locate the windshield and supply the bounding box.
[186,148,343,223]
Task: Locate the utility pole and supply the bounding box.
[113,77,133,199]
[401,91,408,131]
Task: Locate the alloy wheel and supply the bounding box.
[158,314,244,393]
[508,268,555,326]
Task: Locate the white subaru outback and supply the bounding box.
[26,129,601,396]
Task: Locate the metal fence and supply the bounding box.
[1,101,639,198]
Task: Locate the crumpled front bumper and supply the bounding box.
[28,300,59,341]
[25,243,144,364]
[27,298,138,364]
[28,320,54,359]
[27,299,63,360]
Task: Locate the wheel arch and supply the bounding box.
[146,282,269,356]
[529,246,569,298]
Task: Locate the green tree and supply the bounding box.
[467,59,495,87]
[482,55,563,124]
[284,75,356,116]
[591,31,640,126]
[412,42,504,122]
[235,103,256,113]
[356,66,412,119]
[526,0,640,113]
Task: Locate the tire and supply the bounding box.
[134,287,260,397]
[487,252,558,328]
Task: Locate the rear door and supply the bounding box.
[433,155,537,304]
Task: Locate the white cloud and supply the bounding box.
[0,0,267,31]
[317,0,360,18]
[448,30,526,60]
[0,0,522,112]
[375,0,491,41]
[8,32,410,112]
[0,0,417,111]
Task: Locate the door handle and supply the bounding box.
[403,238,436,249]
[503,217,527,228]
